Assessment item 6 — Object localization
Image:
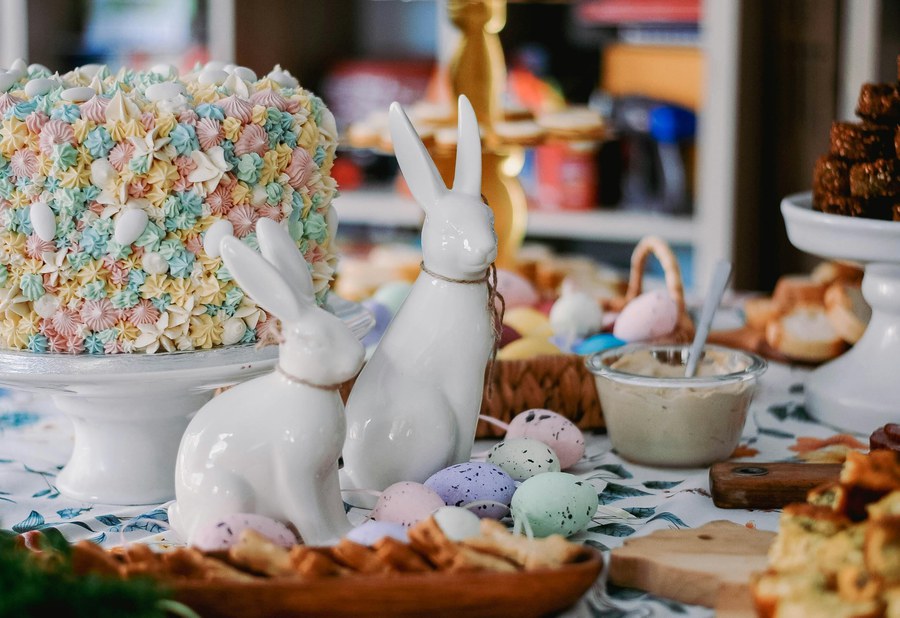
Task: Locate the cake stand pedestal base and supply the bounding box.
[804,263,900,432]
[782,192,900,434]
[54,388,212,505]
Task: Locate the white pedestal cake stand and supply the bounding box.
[0,295,373,505]
[782,192,900,433]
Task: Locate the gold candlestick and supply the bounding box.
[443,0,526,269]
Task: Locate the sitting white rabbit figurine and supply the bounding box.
[168,218,365,546]
[340,95,498,498]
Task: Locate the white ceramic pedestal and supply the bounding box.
[782,192,900,433]
[0,295,373,505]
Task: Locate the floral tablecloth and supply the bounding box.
[0,360,862,617]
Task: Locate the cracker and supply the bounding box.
[71,541,124,577]
[228,528,295,577]
[330,539,392,574]
[289,546,348,578]
[462,519,583,570]
[162,547,258,582]
[372,536,434,573]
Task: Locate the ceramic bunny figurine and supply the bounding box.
[168,218,365,546]
[340,95,498,498]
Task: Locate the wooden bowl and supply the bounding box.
[171,547,602,618]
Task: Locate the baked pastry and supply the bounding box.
[765,305,847,363]
[824,282,871,344]
[855,83,900,124]
[829,121,895,161]
[871,424,900,454]
[0,61,339,353]
[751,451,900,617]
[850,159,900,199]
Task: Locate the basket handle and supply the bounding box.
[623,236,686,316]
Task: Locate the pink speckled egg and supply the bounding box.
[496,269,539,310]
[507,409,586,469]
[191,513,297,551]
[613,289,678,342]
[370,482,446,528]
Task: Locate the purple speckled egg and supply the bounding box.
[361,299,393,347]
[507,409,586,469]
[424,462,515,520]
[191,513,297,551]
[370,482,445,528]
[345,520,409,546]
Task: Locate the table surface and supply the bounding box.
[0,359,857,617]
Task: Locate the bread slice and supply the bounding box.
[766,305,847,362]
[772,276,828,310]
[744,296,778,331]
[825,282,871,344]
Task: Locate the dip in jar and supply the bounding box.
[586,345,767,467]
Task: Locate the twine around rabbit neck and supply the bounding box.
[275,364,344,391]
[420,261,506,394]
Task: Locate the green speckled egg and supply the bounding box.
[487,437,561,482]
[510,472,599,538]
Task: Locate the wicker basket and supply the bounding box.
[475,236,693,438]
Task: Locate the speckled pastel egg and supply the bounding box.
[433,506,482,541]
[346,520,409,546]
[424,462,515,520]
[191,513,297,551]
[613,289,679,342]
[549,291,604,339]
[574,333,626,356]
[496,269,539,309]
[370,482,445,527]
[487,437,561,481]
[373,281,412,316]
[497,336,561,361]
[507,409,585,470]
[503,307,553,339]
[361,299,392,348]
[510,472,598,538]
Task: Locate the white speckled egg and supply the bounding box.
[198,68,229,86]
[507,409,585,470]
[61,86,95,103]
[230,66,257,83]
[114,208,149,246]
[487,437,561,482]
[191,513,297,551]
[370,482,445,528]
[346,520,409,546]
[613,289,679,342]
[203,219,234,258]
[510,472,598,538]
[424,462,516,519]
[433,506,482,541]
[549,290,603,339]
[142,251,169,275]
[29,201,56,242]
[145,81,186,103]
[24,77,55,97]
[0,72,16,93]
[221,317,247,346]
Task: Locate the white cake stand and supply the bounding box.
[782,192,900,433]
[0,295,374,505]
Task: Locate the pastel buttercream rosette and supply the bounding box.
[0,61,340,354]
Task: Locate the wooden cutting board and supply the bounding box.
[608,520,775,615]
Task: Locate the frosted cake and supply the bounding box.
[0,60,338,353]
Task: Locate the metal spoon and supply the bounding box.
[684,260,733,377]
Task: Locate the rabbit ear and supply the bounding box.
[256,217,315,304]
[389,102,446,211]
[221,235,305,324]
[451,95,482,197]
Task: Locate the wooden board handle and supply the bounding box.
[709,462,842,510]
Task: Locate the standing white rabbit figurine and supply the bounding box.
[168,218,365,546]
[341,95,498,497]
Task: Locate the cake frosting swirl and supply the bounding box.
[0,61,339,354]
